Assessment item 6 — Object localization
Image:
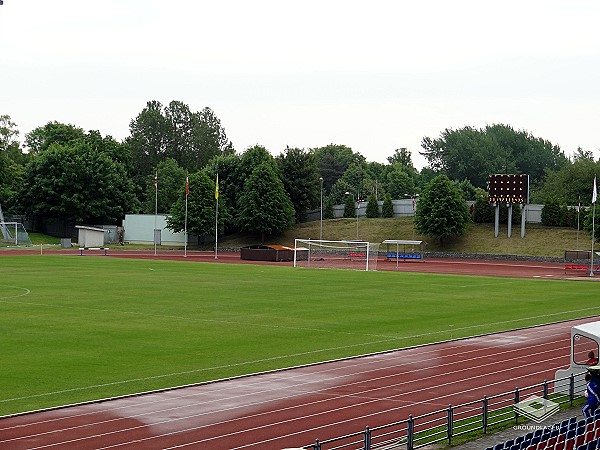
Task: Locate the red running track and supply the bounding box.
[1,317,597,450]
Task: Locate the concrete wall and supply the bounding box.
[306,200,544,223]
[122,214,195,245]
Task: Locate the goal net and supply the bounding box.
[0,222,32,246]
[293,239,380,271]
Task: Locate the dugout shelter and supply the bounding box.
[382,239,425,267]
[554,320,600,395]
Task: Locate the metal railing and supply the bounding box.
[302,372,586,450]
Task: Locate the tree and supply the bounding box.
[472,189,494,223]
[381,193,394,218]
[126,100,233,180]
[236,162,295,242]
[143,158,186,214]
[420,124,568,189]
[126,100,169,181]
[166,171,228,238]
[455,179,477,201]
[24,122,85,155]
[414,174,470,244]
[0,115,26,213]
[324,196,335,219]
[312,144,365,194]
[19,142,139,224]
[532,158,599,206]
[386,165,415,200]
[584,206,600,242]
[366,193,379,218]
[343,193,355,218]
[541,196,562,227]
[276,147,319,223]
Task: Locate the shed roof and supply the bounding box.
[382,239,424,245]
[572,321,600,338]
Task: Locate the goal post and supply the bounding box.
[0,222,32,246]
[293,239,380,271]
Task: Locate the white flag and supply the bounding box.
[593,176,598,204]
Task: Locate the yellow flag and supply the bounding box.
[215,174,219,200]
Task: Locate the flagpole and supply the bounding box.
[591,202,596,277]
[577,195,581,249]
[591,175,597,277]
[184,174,188,258]
[153,172,157,257]
[214,174,219,260]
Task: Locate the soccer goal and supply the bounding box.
[0,222,32,246]
[293,239,380,271]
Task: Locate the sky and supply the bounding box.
[1,1,600,170]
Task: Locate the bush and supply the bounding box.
[541,197,562,226]
[343,194,356,218]
[381,193,394,218]
[366,194,379,218]
[324,196,334,219]
[472,190,494,223]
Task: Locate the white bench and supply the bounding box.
[78,247,109,256]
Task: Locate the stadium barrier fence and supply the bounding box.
[301,372,585,450]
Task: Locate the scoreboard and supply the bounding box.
[488,174,528,204]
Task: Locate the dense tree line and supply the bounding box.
[1,104,599,243]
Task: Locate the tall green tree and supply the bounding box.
[343,193,356,218]
[126,100,233,180]
[203,153,240,232]
[420,124,568,188]
[143,158,187,214]
[386,165,415,200]
[366,193,379,218]
[166,171,228,238]
[236,162,295,242]
[533,158,600,206]
[324,196,335,219]
[19,142,139,224]
[414,174,470,244]
[0,115,26,213]
[381,193,394,218]
[24,122,85,155]
[276,147,319,223]
[312,144,364,194]
[126,100,169,181]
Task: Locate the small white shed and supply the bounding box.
[554,320,600,395]
[76,225,105,248]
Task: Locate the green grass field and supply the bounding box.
[1,255,599,417]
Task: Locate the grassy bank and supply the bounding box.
[219,219,588,258]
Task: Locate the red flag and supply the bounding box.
[185,176,189,196]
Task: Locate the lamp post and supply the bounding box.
[319,177,323,241]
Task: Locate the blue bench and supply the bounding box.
[386,253,421,260]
